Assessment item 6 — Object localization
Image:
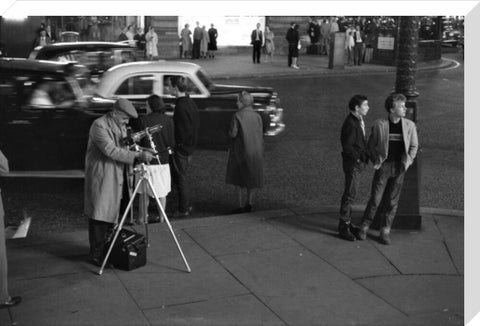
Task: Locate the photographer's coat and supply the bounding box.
[84,112,136,223]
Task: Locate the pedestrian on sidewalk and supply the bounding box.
[0,149,22,309]
[353,25,365,66]
[207,23,218,59]
[145,25,158,60]
[345,24,355,66]
[226,91,264,214]
[133,95,175,223]
[286,22,300,69]
[251,23,263,64]
[84,99,154,266]
[180,24,192,59]
[354,93,419,245]
[170,76,200,218]
[338,94,370,241]
[192,22,202,59]
[264,25,275,63]
[200,25,210,59]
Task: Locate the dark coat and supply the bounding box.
[341,113,368,170]
[226,107,264,189]
[286,27,299,45]
[173,96,200,156]
[250,29,263,44]
[136,112,175,165]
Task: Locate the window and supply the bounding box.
[115,75,155,95]
[163,74,201,96]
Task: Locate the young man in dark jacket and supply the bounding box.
[170,76,200,217]
[339,94,370,241]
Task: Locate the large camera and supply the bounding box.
[122,124,163,147]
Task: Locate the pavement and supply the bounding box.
[0,53,464,326]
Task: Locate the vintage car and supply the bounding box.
[94,61,285,148]
[0,58,114,175]
[0,59,284,176]
[28,41,139,78]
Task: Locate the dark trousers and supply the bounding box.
[287,43,297,67]
[88,218,114,261]
[354,42,364,65]
[252,41,261,63]
[339,160,363,222]
[192,40,201,59]
[172,152,191,212]
[361,161,406,230]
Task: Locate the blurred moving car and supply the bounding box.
[0,58,113,175]
[28,41,139,79]
[95,61,285,147]
[442,26,463,47]
[0,59,284,176]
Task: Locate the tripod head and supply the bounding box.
[123,124,163,147]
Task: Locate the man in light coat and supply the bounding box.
[353,93,418,245]
[84,98,154,266]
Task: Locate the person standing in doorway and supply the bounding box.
[250,23,263,64]
[353,93,419,245]
[338,94,370,241]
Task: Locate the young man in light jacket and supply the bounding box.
[353,93,418,245]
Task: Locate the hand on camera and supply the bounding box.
[137,151,154,163]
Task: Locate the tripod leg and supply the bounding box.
[98,178,144,275]
[146,178,191,273]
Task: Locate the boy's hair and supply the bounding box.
[348,94,368,112]
[384,93,407,112]
[147,94,165,113]
[238,90,254,107]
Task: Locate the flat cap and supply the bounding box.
[114,98,138,118]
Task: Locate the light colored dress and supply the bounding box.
[200,28,210,54]
[226,106,264,189]
[265,30,275,55]
[145,29,158,57]
[181,27,192,53]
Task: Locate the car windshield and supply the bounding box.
[196,69,213,90]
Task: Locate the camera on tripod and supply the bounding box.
[122,124,163,148]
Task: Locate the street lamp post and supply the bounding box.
[373,16,422,230]
[394,16,422,229]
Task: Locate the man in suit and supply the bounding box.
[250,23,263,64]
[354,93,419,245]
[339,94,370,241]
[192,21,203,59]
[32,28,52,49]
[353,25,365,65]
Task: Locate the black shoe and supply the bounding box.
[379,228,391,245]
[174,206,193,218]
[351,224,368,241]
[0,296,22,309]
[147,215,161,224]
[338,221,356,241]
[243,204,253,213]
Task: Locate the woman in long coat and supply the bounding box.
[180,24,192,58]
[145,26,158,60]
[264,25,275,63]
[200,26,210,59]
[226,91,264,213]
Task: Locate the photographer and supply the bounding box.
[84,98,154,266]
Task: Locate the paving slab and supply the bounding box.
[219,246,408,326]
[114,228,248,309]
[183,219,299,257]
[143,294,286,326]
[357,275,464,317]
[7,273,149,326]
[433,214,464,275]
